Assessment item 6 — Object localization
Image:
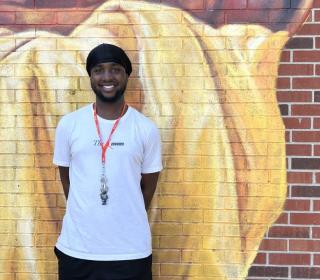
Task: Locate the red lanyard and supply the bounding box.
[93,103,126,164]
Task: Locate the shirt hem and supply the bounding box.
[55,243,152,261]
[53,159,70,167]
[142,165,163,174]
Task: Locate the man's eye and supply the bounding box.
[93,68,102,73]
[112,67,122,73]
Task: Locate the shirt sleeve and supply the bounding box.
[141,124,163,174]
[53,116,71,167]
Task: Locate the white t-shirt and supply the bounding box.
[53,104,162,261]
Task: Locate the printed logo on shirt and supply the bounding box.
[111,142,124,146]
[93,140,124,146]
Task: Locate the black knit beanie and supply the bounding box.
[86,43,132,76]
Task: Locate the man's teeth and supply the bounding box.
[103,85,114,89]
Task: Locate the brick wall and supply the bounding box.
[248,1,320,279]
[0,1,317,280]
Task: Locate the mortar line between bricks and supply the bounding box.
[291,211,320,214]
[277,88,317,91]
[279,62,319,64]
[285,116,320,118]
[287,155,320,157]
[279,74,320,77]
[290,183,320,187]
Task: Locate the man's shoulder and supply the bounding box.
[129,106,158,130]
[57,103,92,129]
[60,103,92,121]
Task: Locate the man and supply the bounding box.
[53,43,162,280]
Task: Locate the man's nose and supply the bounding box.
[101,70,114,80]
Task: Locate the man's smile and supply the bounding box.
[100,84,116,92]
[102,85,115,91]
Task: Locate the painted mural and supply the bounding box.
[0,0,312,279]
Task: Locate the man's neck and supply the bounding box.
[95,98,126,120]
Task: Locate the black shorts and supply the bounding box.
[54,247,152,280]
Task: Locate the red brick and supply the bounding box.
[286,144,312,156]
[253,253,266,264]
[316,64,320,75]
[269,253,310,265]
[280,50,291,62]
[313,200,320,211]
[292,131,320,142]
[285,37,314,49]
[57,11,91,24]
[248,0,290,9]
[291,186,320,198]
[314,91,320,102]
[313,227,320,238]
[274,213,289,225]
[162,0,205,11]
[248,266,288,278]
[278,63,314,76]
[293,51,320,62]
[277,91,312,102]
[259,239,287,251]
[314,254,320,265]
[315,10,320,21]
[16,11,56,25]
[277,77,290,89]
[35,0,78,8]
[290,240,320,252]
[192,10,225,24]
[291,213,320,225]
[292,105,320,115]
[285,199,310,211]
[316,173,320,184]
[225,10,269,24]
[190,0,206,9]
[287,172,312,183]
[297,24,320,35]
[314,119,320,129]
[315,145,320,155]
[76,0,103,8]
[283,117,311,129]
[0,0,34,11]
[268,226,310,238]
[36,25,77,36]
[292,158,320,170]
[292,267,320,278]
[293,78,320,89]
[0,12,15,24]
[289,0,311,8]
[270,9,310,25]
[206,0,247,9]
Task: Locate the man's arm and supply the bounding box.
[141,172,160,211]
[58,166,70,199]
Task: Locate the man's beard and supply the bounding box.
[91,83,127,103]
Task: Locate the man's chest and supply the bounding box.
[70,124,144,165]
